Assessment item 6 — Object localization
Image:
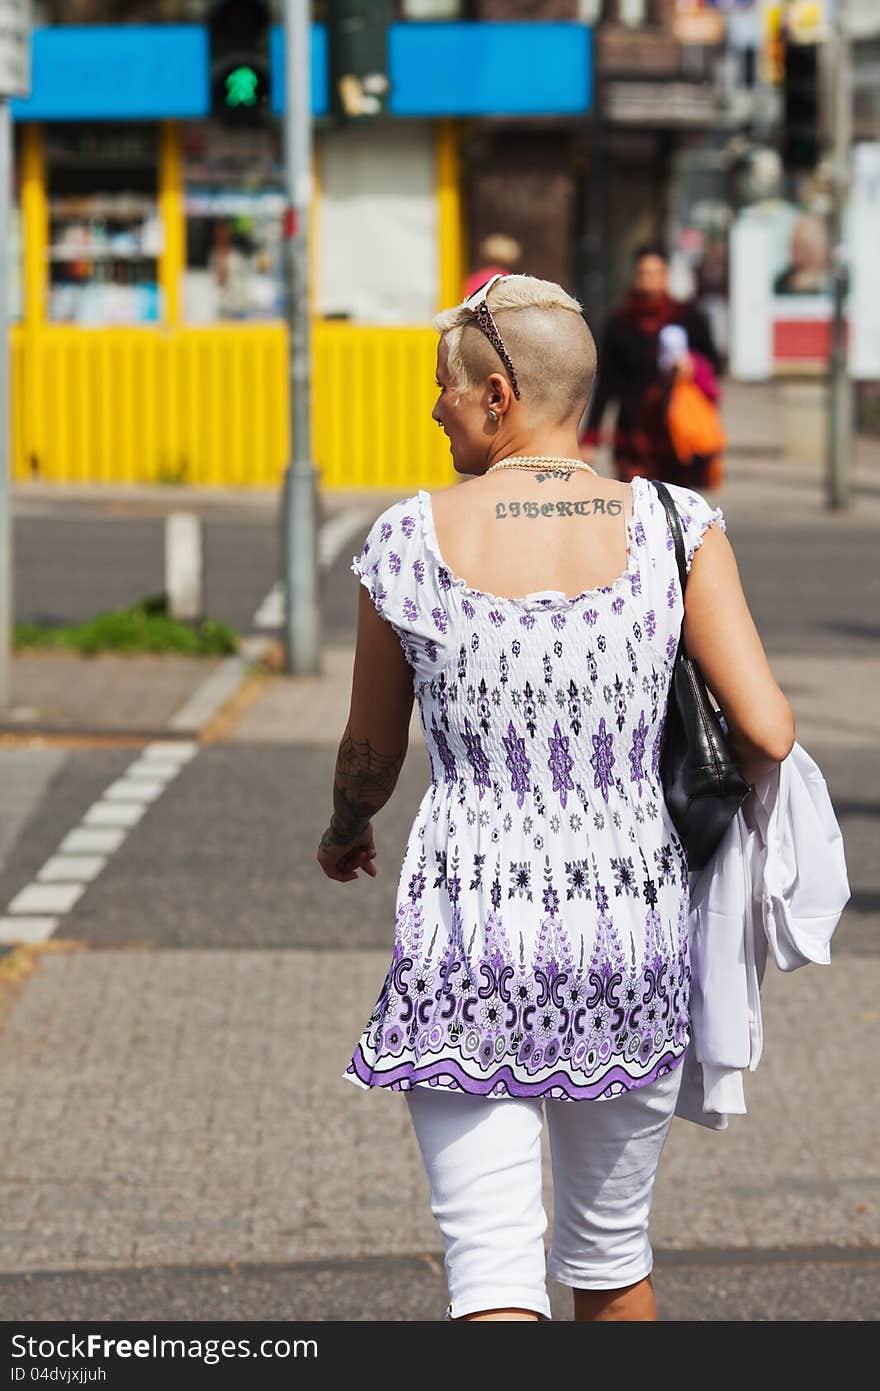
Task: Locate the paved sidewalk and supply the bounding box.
[1,653,224,738]
[0,641,271,740]
[0,385,876,1322]
[0,946,875,1317]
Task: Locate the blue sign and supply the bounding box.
[389,23,593,117]
[11,26,209,121]
[12,21,591,123]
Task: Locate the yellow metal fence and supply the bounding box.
[10,322,456,491]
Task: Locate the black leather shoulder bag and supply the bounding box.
[651,480,751,871]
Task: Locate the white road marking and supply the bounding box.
[7,883,86,915]
[252,507,373,630]
[141,740,199,763]
[0,738,202,946]
[38,854,107,884]
[103,777,166,803]
[60,827,128,855]
[124,760,182,782]
[82,801,146,829]
[319,507,374,567]
[253,582,283,630]
[0,917,59,943]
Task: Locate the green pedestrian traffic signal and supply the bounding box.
[209,0,270,125]
[225,65,260,108]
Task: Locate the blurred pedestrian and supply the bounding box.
[318,272,795,1321]
[650,323,726,491]
[696,234,729,365]
[462,233,522,300]
[580,245,723,490]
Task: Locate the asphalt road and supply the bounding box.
[13,512,281,639]
[0,741,875,958]
[12,494,880,658]
[0,1248,877,1321]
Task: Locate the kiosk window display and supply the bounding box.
[45,124,161,326]
[182,121,285,323]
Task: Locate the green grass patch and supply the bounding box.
[15,594,239,657]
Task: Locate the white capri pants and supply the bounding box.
[405,1064,683,1320]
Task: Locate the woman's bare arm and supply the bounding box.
[329,585,415,842]
[682,523,795,785]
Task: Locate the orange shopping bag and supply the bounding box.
[667,378,726,464]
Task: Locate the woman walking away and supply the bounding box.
[317,273,795,1322]
[581,245,723,491]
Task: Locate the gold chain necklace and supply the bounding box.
[485,454,597,476]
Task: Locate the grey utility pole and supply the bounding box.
[0,97,12,707]
[0,2,32,707]
[826,0,852,510]
[281,0,321,673]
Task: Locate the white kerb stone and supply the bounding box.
[166,511,203,621]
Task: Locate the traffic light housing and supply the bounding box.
[782,37,820,171]
[209,0,271,124]
[327,0,393,122]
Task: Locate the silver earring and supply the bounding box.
[488,409,497,423]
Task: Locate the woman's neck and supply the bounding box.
[485,430,585,468]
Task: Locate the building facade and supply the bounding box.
[11,3,750,489]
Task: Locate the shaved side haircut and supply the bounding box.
[433,275,598,427]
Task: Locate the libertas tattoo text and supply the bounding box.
[495,497,623,520]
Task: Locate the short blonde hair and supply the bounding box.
[432,274,597,425]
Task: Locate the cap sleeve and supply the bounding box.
[660,482,726,575]
[351,495,454,675]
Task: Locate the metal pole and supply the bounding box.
[281,0,321,673]
[827,0,852,510]
[0,100,13,706]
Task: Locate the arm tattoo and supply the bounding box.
[321,730,407,849]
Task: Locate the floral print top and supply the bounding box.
[343,476,726,1103]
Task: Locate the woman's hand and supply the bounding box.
[317,821,378,883]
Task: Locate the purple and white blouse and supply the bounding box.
[343,476,726,1103]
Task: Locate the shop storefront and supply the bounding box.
[40,119,288,329]
[10,17,592,489]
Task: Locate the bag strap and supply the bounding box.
[650,480,688,596]
[650,478,690,664]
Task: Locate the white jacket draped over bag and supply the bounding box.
[674,741,850,1130]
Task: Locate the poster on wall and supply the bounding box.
[730,148,880,380]
[729,197,834,379]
